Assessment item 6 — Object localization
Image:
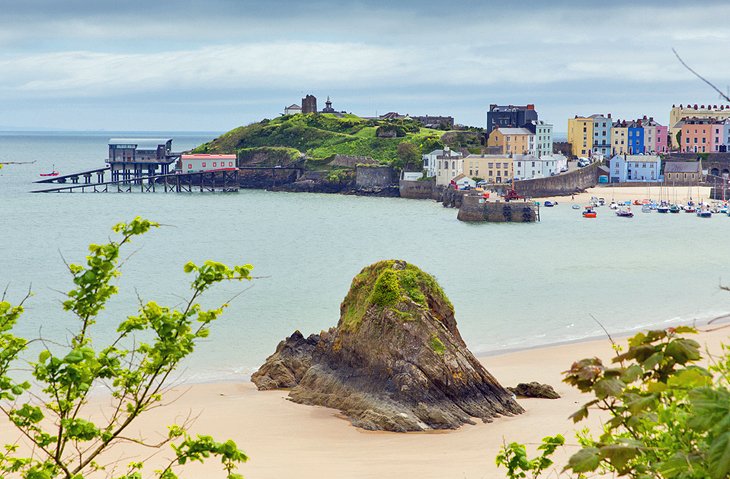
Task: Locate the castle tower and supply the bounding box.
[302,94,317,114]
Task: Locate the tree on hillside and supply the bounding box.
[0,217,251,479]
[396,142,421,171]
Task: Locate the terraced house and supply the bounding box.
[463,154,513,184]
[487,127,534,156]
[567,116,593,157]
[590,114,612,158]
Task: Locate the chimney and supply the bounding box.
[527,104,535,110]
[608,113,612,118]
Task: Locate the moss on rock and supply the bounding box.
[339,260,453,331]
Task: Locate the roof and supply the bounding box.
[109,138,172,149]
[181,154,236,160]
[452,174,468,181]
[463,154,510,159]
[495,127,532,135]
[286,104,301,109]
[665,161,701,173]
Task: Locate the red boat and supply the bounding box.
[583,206,597,218]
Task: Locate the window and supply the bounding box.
[488,162,493,168]
[229,162,234,167]
[202,162,206,167]
[187,164,192,169]
[213,162,217,167]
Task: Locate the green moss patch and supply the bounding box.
[339,260,453,332]
[429,335,446,356]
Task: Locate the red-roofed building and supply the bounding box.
[179,154,237,173]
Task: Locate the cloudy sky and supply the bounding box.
[2,0,729,132]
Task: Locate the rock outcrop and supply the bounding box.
[507,382,560,399]
[252,260,524,432]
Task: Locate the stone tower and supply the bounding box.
[302,94,317,114]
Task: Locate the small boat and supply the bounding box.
[609,201,619,210]
[583,206,597,218]
[633,200,642,206]
[669,204,681,213]
[543,201,555,207]
[641,204,652,213]
[684,205,696,213]
[697,206,712,218]
[598,198,606,206]
[657,202,669,213]
[571,204,581,210]
[616,207,634,218]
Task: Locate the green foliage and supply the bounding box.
[560,326,730,479]
[339,260,452,331]
[237,147,302,167]
[395,142,421,171]
[193,114,444,166]
[0,217,251,479]
[496,435,565,479]
[429,336,446,356]
[325,169,353,183]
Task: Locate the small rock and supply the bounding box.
[507,382,560,399]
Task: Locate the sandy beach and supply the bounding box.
[542,185,714,205]
[3,326,725,479]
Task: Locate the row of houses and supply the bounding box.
[607,154,702,184]
[567,115,669,158]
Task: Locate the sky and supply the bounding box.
[2,0,730,132]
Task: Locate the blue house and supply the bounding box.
[627,121,644,154]
[609,154,662,183]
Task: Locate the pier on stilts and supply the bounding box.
[32,169,240,193]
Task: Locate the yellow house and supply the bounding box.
[487,128,534,155]
[463,154,513,184]
[611,122,629,155]
[567,117,593,157]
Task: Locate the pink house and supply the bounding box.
[656,124,668,153]
[680,118,714,153]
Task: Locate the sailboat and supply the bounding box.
[669,180,680,213]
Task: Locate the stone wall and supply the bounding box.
[513,161,602,198]
[356,166,398,189]
[399,179,435,199]
[457,195,538,222]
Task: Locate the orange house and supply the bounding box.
[487,127,534,155]
[680,118,714,153]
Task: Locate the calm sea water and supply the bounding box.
[2,131,730,383]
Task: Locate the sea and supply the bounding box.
[1,131,730,384]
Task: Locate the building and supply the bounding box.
[487,127,534,155]
[284,104,302,115]
[664,161,702,184]
[413,115,454,129]
[302,94,317,114]
[486,104,538,133]
[590,114,612,158]
[107,138,176,181]
[531,121,553,158]
[567,117,594,157]
[670,104,730,148]
[611,121,629,155]
[179,154,237,173]
[435,151,464,186]
[452,174,476,189]
[513,154,563,180]
[609,154,661,183]
[627,120,645,155]
[462,154,513,184]
[679,117,714,153]
[322,96,335,113]
[641,117,669,154]
[422,147,462,178]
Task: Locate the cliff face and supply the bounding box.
[252,260,523,432]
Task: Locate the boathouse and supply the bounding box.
[179,154,237,173]
[107,138,177,181]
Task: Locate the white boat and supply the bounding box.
[609,201,618,210]
[641,204,652,213]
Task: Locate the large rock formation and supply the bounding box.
[252,260,524,432]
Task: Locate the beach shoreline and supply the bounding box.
[3,324,727,478]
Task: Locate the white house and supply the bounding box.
[179,154,237,173]
[513,154,562,180]
[401,171,422,181]
[529,121,553,158]
[435,151,464,186]
[609,154,662,183]
[452,174,476,189]
[423,147,462,178]
[284,104,302,115]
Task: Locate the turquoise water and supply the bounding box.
[2,132,730,383]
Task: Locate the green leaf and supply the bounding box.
[600,444,640,472]
[594,378,625,399]
[709,431,730,479]
[567,447,601,473]
[665,338,701,364]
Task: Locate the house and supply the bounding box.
[284,104,302,115]
[422,147,462,178]
[641,117,668,153]
[435,151,464,186]
[179,154,237,173]
[107,138,176,180]
[462,154,513,184]
[669,104,730,148]
[567,116,593,157]
[527,120,554,158]
[487,127,534,156]
[627,121,645,154]
[486,104,538,133]
[452,174,476,189]
[590,114,612,157]
[609,154,661,183]
[513,154,563,180]
[679,117,714,153]
[664,161,702,184]
[611,120,629,155]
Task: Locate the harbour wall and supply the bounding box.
[513,162,602,198]
[457,195,538,222]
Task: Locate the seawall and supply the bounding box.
[457,195,538,222]
[514,162,602,197]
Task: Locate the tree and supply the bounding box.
[396,142,420,171]
[0,217,251,479]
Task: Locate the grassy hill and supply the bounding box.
[192,113,447,168]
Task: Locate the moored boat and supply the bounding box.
[543,201,555,207]
[697,205,712,218]
[657,202,669,213]
[582,206,597,218]
[616,207,634,218]
[669,204,681,213]
[641,204,652,213]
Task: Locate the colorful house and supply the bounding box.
[611,121,629,155]
[670,104,730,148]
[567,117,593,157]
[609,154,661,183]
[627,121,645,154]
[679,118,714,153]
[487,128,534,156]
[462,154,513,184]
[531,121,554,158]
[590,114,612,158]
